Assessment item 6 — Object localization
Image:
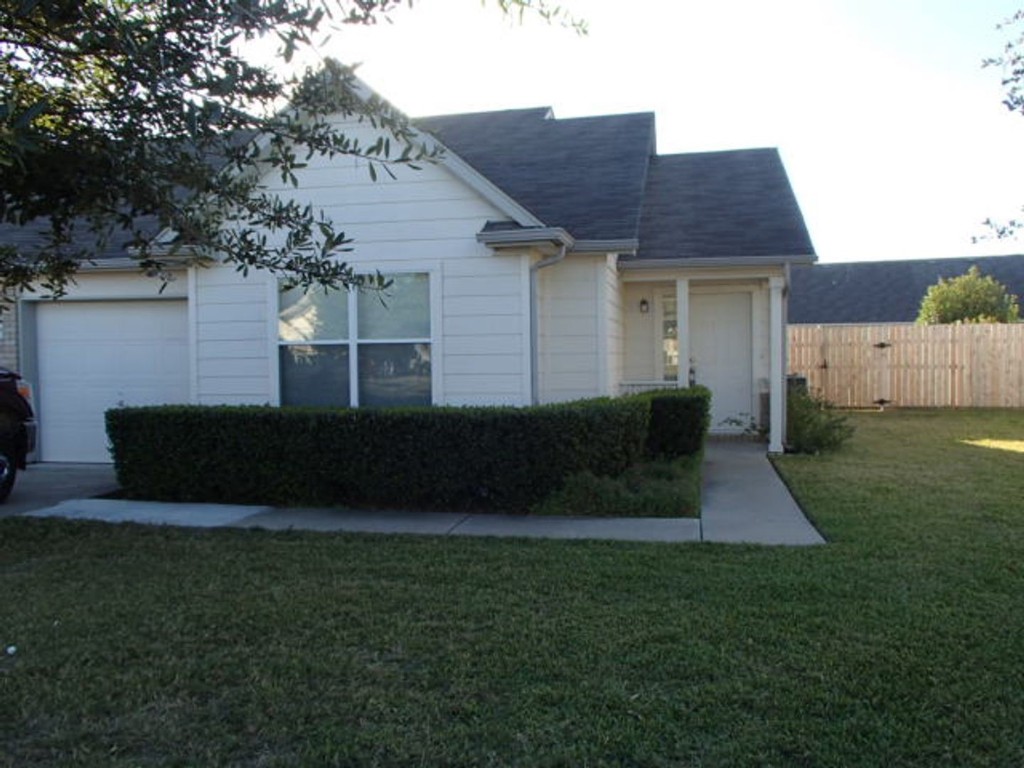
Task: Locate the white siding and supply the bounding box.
[622,282,666,381]
[193,118,533,407]
[442,254,529,405]
[537,255,606,403]
[194,265,273,405]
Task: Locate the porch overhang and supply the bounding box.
[619,253,816,271]
[617,270,791,454]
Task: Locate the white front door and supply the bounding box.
[689,292,753,432]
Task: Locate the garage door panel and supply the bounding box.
[41,343,187,378]
[113,343,184,374]
[37,301,190,462]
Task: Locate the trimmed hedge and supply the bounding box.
[639,386,712,459]
[106,398,649,512]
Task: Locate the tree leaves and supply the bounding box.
[916,266,1021,324]
[983,10,1024,242]
[0,0,580,298]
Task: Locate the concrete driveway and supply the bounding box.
[0,463,119,518]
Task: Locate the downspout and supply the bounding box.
[530,245,567,405]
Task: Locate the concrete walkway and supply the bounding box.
[22,443,824,546]
[701,441,825,545]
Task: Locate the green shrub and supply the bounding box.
[786,390,854,454]
[917,265,1019,324]
[106,398,649,512]
[636,386,711,458]
[532,454,702,518]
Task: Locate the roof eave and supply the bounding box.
[77,257,189,273]
[621,253,817,270]
[477,227,574,250]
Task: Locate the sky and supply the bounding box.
[293,0,1024,264]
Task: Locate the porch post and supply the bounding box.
[768,276,785,453]
[675,278,689,387]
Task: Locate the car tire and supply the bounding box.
[0,440,16,503]
[0,411,20,503]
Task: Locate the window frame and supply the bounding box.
[275,268,440,407]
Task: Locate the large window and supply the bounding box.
[278,273,432,407]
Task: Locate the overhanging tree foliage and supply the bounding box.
[983,9,1024,240]
[0,0,583,300]
[916,265,1020,324]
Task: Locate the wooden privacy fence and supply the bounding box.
[788,323,1024,408]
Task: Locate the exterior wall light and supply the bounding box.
[639,298,650,314]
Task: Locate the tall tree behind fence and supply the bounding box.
[788,324,1024,407]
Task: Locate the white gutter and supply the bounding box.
[477,227,573,249]
[529,245,567,405]
[620,254,816,270]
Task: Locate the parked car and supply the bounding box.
[0,368,36,502]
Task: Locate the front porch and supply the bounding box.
[617,271,788,452]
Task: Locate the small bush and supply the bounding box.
[533,454,702,518]
[917,265,1019,324]
[106,398,649,512]
[635,386,711,459]
[786,390,854,454]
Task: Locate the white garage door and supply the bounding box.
[37,300,190,462]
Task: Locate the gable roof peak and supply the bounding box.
[632,146,815,263]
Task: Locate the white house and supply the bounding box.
[9,83,816,463]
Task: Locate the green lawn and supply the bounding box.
[2,410,1023,766]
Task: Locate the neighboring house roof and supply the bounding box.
[630,149,815,264]
[789,254,1024,324]
[417,108,655,245]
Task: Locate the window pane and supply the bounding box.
[662,297,679,381]
[279,345,350,407]
[358,343,431,407]
[358,274,430,339]
[279,286,348,342]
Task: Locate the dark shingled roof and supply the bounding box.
[417,109,655,243]
[0,131,257,260]
[789,255,1024,324]
[631,149,815,262]
[0,216,162,261]
[4,108,814,264]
